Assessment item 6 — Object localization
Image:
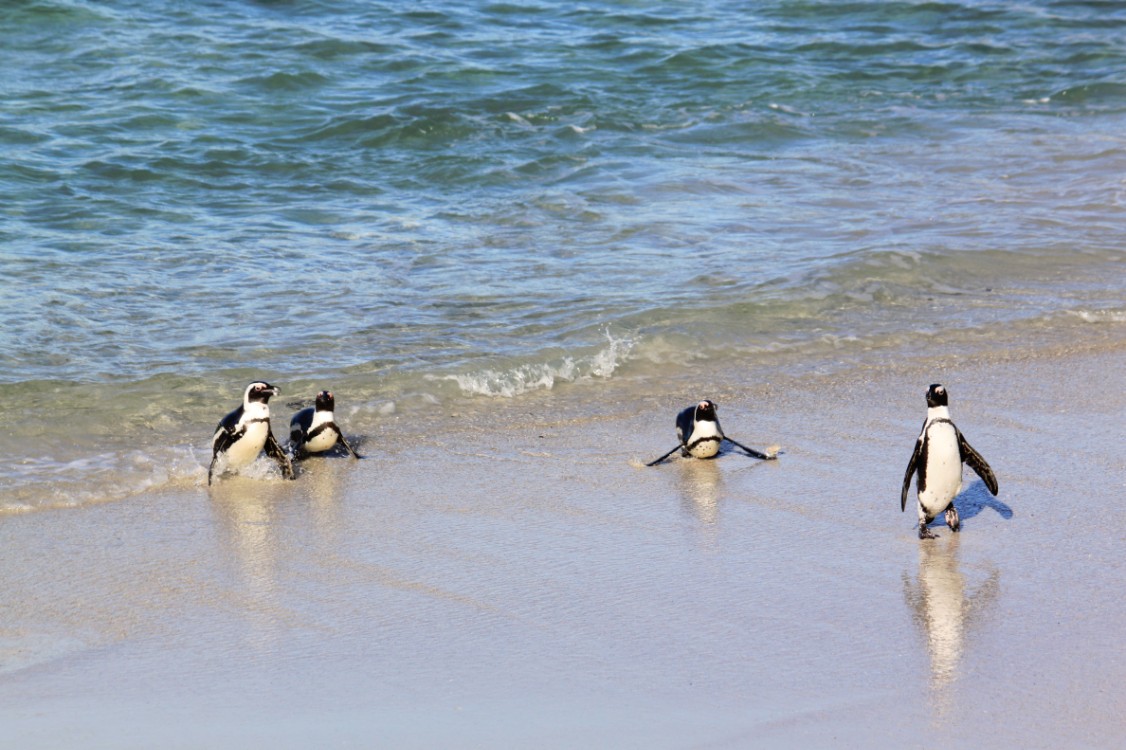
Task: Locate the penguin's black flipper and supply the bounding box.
[211,410,241,457]
[209,414,241,485]
[958,431,998,496]
[338,432,363,460]
[723,436,776,461]
[901,438,923,512]
[265,430,296,480]
[646,445,683,467]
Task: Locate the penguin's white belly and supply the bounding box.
[226,421,270,469]
[304,428,338,453]
[686,423,722,458]
[919,422,962,514]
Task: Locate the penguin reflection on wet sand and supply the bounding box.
[209,381,296,485]
[647,400,779,467]
[901,384,999,539]
[289,390,362,460]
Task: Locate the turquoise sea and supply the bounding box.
[2,0,1124,509]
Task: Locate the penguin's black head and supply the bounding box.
[695,400,718,422]
[246,381,279,404]
[926,384,948,408]
[314,390,335,412]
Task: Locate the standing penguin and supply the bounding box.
[208,381,295,485]
[646,400,778,466]
[901,384,998,539]
[289,390,361,460]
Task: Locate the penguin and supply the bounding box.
[646,399,778,466]
[901,384,998,539]
[289,390,361,460]
[208,381,296,485]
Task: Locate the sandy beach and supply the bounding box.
[1,336,1124,749]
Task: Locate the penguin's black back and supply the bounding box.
[217,405,244,434]
[290,406,315,440]
[675,405,696,444]
[212,405,246,456]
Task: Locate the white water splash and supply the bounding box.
[438,331,635,398]
[1067,309,1126,324]
[0,446,204,515]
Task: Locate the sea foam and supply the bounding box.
[436,332,635,398]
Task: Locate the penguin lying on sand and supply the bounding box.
[289,390,362,460]
[647,400,778,466]
[208,381,295,485]
[901,384,998,539]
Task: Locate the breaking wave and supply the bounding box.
[435,331,635,398]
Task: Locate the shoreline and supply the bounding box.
[1,337,1124,748]
[2,307,1123,515]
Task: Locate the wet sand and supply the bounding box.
[1,339,1124,748]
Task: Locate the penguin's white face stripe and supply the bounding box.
[245,382,279,405]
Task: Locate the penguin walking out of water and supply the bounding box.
[208,381,295,485]
[646,399,778,466]
[289,390,362,460]
[901,384,998,539]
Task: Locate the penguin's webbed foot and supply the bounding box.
[918,524,938,540]
[946,506,961,533]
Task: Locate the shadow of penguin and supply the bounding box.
[953,480,1014,525]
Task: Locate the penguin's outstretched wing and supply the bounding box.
[336,429,363,459]
[722,436,776,461]
[646,445,683,467]
[901,433,923,512]
[958,431,998,496]
[264,428,296,480]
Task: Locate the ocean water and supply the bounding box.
[2,0,1124,510]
